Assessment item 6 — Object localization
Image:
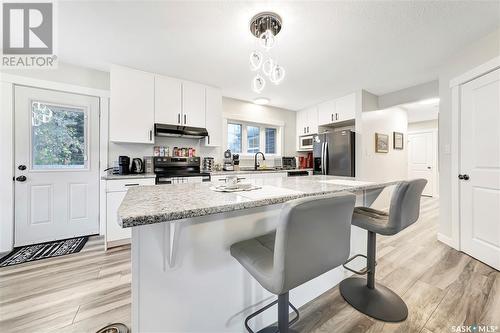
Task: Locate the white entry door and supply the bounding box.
[460,68,500,270]
[14,86,100,246]
[408,131,436,196]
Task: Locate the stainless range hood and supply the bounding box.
[154,123,208,139]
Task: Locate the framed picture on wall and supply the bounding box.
[393,132,404,150]
[375,133,389,153]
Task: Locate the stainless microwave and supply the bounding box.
[299,135,314,150]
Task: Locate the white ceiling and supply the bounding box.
[57,1,499,110]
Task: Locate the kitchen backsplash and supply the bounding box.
[107,137,220,168]
[108,137,286,170]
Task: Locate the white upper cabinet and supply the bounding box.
[335,93,356,122]
[297,107,318,136]
[182,82,206,128]
[155,75,182,125]
[306,106,318,134]
[296,109,307,136]
[204,87,223,147]
[110,65,155,144]
[318,100,336,125]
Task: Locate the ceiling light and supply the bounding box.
[252,74,266,94]
[418,98,440,105]
[248,12,285,93]
[253,97,270,105]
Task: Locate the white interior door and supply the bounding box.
[14,86,100,246]
[460,68,500,270]
[408,131,436,196]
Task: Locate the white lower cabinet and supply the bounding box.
[105,178,155,248]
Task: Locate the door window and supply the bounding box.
[31,101,88,170]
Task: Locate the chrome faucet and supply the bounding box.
[254,152,266,170]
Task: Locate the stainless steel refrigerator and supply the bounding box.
[313,130,355,177]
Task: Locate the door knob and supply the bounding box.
[18,165,26,170]
[458,174,464,180]
[15,175,27,182]
[463,174,470,180]
[427,166,432,169]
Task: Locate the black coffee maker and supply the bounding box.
[118,156,130,175]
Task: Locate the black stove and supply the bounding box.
[154,157,211,184]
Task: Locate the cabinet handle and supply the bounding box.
[331,114,333,121]
[149,130,152,141]
[303,127,306,134]
[178,113,181,124]
[184,114,187,124]
[125,183,140,187]
[336,113,339,120]
[307,126,309,133]
[208,135,210,144]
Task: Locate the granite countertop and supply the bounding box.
[118,176,400,228]
[101,173,156,180]
[210,168,313,176]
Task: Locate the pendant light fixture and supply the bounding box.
[249,12,285,94]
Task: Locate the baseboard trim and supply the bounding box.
[437,233,458,250]
[106,238,130,249]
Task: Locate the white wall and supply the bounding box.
[378,81,439,109]
[360,108,408,209]
[1,62,110,90]
[408,119,438,132]
[438,28,500,239]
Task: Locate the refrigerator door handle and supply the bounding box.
[321,142,325,175]
[324,141,328,175]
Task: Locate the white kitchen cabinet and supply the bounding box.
[155,75,182,125]
[182,81,206,128]
[105,178,155,248]
[306,106,318,134]
[296,109,307,136]
[204,87,223,147]
[335,93,356,122]
[318,100,336,125]
[110,65,155,144]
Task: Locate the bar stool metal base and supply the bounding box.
[339,277,408,322]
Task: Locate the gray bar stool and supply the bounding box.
[340,179,427,322]
[230,192,356,333]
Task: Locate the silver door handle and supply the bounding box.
[324,142,328,174]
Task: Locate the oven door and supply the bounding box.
[299,135,314,150]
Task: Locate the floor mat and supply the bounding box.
[0,236,89,267]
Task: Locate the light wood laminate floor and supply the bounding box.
[0,198,498,333]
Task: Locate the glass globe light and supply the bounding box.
[249,51,263,71]
[252,75,266,94]
[259,29,275,50]
[270,64,286,85]
[262,58,275,76]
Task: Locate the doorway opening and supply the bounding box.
[400,98,440,198]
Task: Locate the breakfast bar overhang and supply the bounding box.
[119,176,396,332]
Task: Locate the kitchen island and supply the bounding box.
[119,175,397,332]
